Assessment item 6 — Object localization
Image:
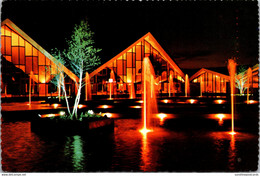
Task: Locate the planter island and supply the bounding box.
[31,111,114,135]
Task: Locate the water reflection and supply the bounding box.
[140,132,152,171]
[64,135,84,171]
[228,133,236,171]
[2,119,258,172]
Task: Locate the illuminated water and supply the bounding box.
[2,117,258,172]
[185,74,189,97]
[247,67,252,104]
[228,59,236,134]
[140,57,158,134]
[85,72,92,101]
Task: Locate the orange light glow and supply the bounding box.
[216,113,225,119]
[188,99,196,104]
[41,113,57,118]
[59,111,65,116]
[52,104,59,108]
[157,113,167,120]
[215,99,225,104]
[216,114,225,126]
[163,99,169,103]
[130,106,142,109]
[78,104,85,109]
[246,100,257,104]
[103,113,112,118]
[229,131,236,135]
[139,128,153,135]
[98,105,112,109]
[137,100,144,103]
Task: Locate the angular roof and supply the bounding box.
[90,32,185,78]
[189,68,230,81]
[1,19,79,83]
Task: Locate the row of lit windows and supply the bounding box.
[192,73,227,93]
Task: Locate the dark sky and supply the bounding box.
[2,1,258,69]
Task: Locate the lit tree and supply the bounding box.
[235,65,248,95]
[51,19,101,119]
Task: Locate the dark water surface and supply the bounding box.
[1,118,258,172]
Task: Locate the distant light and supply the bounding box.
[216,114,225,120]
[139,128,153,135]
[103,113,112,118]
[215,99,224,104]
[137,100,143,103]
[59,111,65,116]
[48,114,55,117]
[53,104,59,108]
[188,99,196,104]
[246,100,257,104]
[109,78,113,83]
[130,106,142,109]
[157,113,167,121]
[88,110,94,115]
[102,105,108,109]
[78,104,84,109]
[163,99,169,103]
[229,131,236,135]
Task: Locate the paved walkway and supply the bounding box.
[1,101,66,112]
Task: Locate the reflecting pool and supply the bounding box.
[1,117,258,172]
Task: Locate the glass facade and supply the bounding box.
[90,35,185,97]
[1,21,76,97]
[191,70,229,94]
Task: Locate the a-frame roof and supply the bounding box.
[1,19,79,83]
[189,68,230,81]
[90,32,185,78]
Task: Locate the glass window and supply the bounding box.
[126,52,132,68]
[39,66,46,83]
[19,47,25,64]
[11,32,19,46]
[207,73,212,92]
[5,36,11,55]
[33,56,38,74]
[19,36,25,46]
[25,56,32,74]
[33,47,38,56]
[25,41,32,56]
[117,60,123,75]
[39,84,46,96]
[12,46,19,65]
[46,57,51,65]
[136,45,142,61]
[20,65,25,72]
[127,68,132,83]
[1,36,5,54]
[39,52,45,65]
[4,26,11,36]
[5,56,12,62]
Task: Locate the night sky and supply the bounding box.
[1,1,258,69]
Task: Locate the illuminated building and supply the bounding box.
[189,68,230,94]
[89,32,185,97]
[1,19,78,97]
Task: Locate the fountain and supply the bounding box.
[130,73,136,99]
[247,67,252,104]
[58,73,61,102]
[85,72,92,101]
[185,74,190,97]
[200,76,203,97]
[28,71,33,106]
[139,57,158,135]
[168,71,174,97]
[109,70,115,99]
[227,59,237,135]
